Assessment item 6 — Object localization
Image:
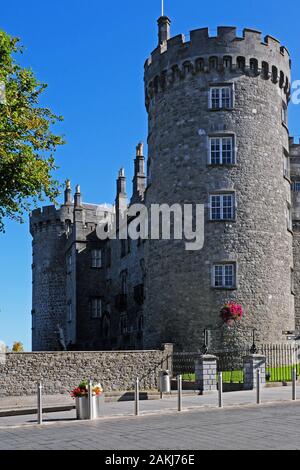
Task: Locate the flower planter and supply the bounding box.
[76,394,105,420]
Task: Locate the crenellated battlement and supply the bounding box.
[29,204,72,235]
[144,26,291,109]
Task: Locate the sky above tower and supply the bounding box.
[0,0,300,350]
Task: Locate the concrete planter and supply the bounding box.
[76,394,104,420]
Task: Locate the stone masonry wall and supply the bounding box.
[0,347,172,397]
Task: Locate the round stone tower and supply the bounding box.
[143,18,295,350]
[30,185,73,351]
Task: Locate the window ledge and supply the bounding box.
[208,219,237,223]
[211,286,237,291]
[208,107,234,112]
[207,164,237,168]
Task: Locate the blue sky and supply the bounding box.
[1,0,300,351]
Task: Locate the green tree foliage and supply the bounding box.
[0,31,65,231]
[12,341,24,352]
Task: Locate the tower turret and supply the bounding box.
[158,16,171,45]
[64,180,72,205]
[131,143,146,204]
[143,23,294,350]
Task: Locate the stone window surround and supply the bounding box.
[211,261,238,290]
[208,190,237,222]
[207,132,237,166]
[208,82,235,111]
[283,147,291,182]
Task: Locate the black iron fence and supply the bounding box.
[172,343,300,384]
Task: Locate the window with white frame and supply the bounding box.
[283,150,290,179]
[91,298,102,319]
[209,86,233,109]
[209,136,234,165]
[293,181,300,192]
[91,249,102,268]
[213,264,235,288]
[210,193,235,220]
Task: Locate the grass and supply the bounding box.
[182,364,300,384]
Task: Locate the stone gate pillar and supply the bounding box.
[243,354,266,390]
[195,355,218,395]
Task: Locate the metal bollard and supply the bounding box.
[135,378,140,416]
[37,381,43,425]
[88,380,93,420]
[218,372,223,408]
[256,369,261,405]
[177,375,182,412]
[292,368,297,401]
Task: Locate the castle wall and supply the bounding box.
[143,26,294,350]
[0,346,171,396]
[290,140,300,331]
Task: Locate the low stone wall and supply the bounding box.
[0,344,173,397]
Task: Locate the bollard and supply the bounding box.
[256,369,261,405]
[88,380,93,420]
[292,368,297,401]
[218,373,223,408]
[177,375,182,412]
[37,381,43,425]
[135,378,140,416]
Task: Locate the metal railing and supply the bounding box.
[172,343,300,384]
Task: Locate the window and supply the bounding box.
[209,86,233,109]
[282,102,288,126]
[287,203,292,232]
[291,268,295,295]
[91,249,102,268]
[293,181,300,192]
[237,56,245,71]
[250,58,258,72]
[91,298,102,319]
[213,264,236,288]
[31,310,36,330]
[121,271,128,295]
[209,136,235,165]
[68,302,72,323]
[67,252,72,274]
[120,314,128,334]
[223,56,232,69]
[283,150,290,179]
[210,193,235,220]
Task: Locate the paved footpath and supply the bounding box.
[0,401,299,450]
[0,387,299,449]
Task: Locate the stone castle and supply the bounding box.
[30,16,300,352]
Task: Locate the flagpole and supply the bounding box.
[162,0,164,17]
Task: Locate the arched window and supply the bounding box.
[138,315,144,332]
[223,56,232,69]
[250,58,258,72]
[272,66,278,83]
[279,71,285,88]
[183,61,193,75]
[261,62,269,79]
[209,56,218,70]
[237,56,246,71]
[195,58,204,72]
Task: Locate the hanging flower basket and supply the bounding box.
[221,302,243,325]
